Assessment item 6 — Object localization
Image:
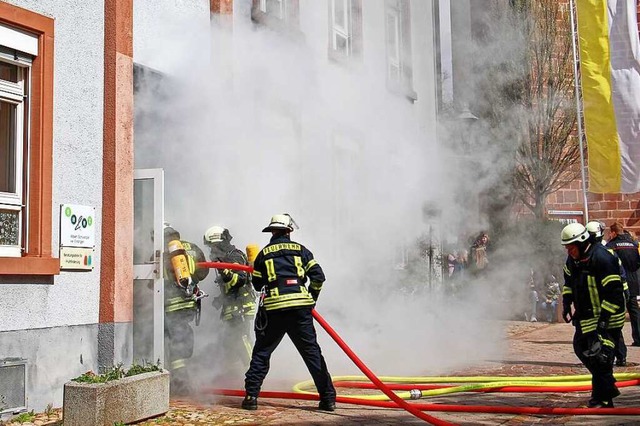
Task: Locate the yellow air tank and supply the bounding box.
[168,239,192,289]
[246,243,260,266]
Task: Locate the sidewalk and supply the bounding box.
[144,321,640,425]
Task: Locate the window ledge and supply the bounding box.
[0,256,60,275]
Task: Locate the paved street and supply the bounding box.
[5,320,639,426]
[143,321,640,425]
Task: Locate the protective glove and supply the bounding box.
[218,268,233,282]
[562,304,572,323]
[582,334,602,359]
[310,288,320,302]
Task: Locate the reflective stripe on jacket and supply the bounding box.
[252,235,325,311]
[563,243,626,333]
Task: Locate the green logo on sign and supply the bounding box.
[65,207,72,217]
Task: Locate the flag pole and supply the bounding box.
[569,0,590,223]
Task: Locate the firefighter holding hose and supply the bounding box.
[203,225,257,371]
[241,214,336,412]
[561,222,626,408]
[163,224,209,395]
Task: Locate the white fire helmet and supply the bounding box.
[586,221,605,238]
[561,223,589,245]
[203,225,230,244]
[262,214,299,233]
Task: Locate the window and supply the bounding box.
[252,0,299,31]
[384,0,416,101]
[328,0,362,61]
[0,52,29,257]
[331,130,360,252]
[0,3,57,275]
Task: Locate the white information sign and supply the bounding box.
[60,204,96,248]
[60,247,94,271]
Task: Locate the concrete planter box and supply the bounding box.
[63,370,169,426]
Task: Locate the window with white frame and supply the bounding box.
[253,0,299,29]
[0,34,34,257]
[260,0,284,19]
[386,8,401,81]
[328,0,362,61]
[384,0,416,100]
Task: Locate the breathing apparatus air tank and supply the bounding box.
[167,239,193,293]
[246,243,260,266]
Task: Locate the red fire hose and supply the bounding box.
[197,261,254,272]
[200,262,640,421]
[311,309,452,425]
[212,388,640,416]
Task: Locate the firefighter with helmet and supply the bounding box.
[561,222,625,408]
[242,214,336,412]
[163,224,209,395]
[203,225,257,371]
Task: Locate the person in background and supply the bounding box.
[203,225,257,373]
[469,232,490,274]
[525,270,539,322]
[561,223,625,408]
[163,224,209,395]
[607,222,640,348]
[242,214,336,412]
[540,275,561,323]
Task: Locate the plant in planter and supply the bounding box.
[63,361,169,426]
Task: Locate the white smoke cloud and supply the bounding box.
[133,1,537,396]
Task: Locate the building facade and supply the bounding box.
[0,0,451,413]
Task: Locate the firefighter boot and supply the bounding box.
[242,395,258,410]
[318,400,336,412]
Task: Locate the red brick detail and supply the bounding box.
[211,0,233,14]
[101,0,134,323]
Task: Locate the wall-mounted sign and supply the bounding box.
[548,210,584,216]
[60,204,95,248]
[60,247,94,271]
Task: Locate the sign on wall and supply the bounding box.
[60,204,96,271]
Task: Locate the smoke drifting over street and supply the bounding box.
[133,2,547,395]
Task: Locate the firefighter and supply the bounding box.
[587,221,630,366]
[203,225,257,371]
[561,223,625,408]
[606,222,640,348]
[242,214,336,412]
[163,225,209,396]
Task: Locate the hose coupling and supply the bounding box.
[409,389,422,400]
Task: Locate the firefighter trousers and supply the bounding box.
[573,327,622,402]
[244,307,336,402]
[164,309,195,395]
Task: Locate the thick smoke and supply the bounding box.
[133,1,559,395]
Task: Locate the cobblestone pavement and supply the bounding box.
[3,321,640,425]
[145,321,640,426]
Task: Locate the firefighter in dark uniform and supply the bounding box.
[587,221,631,366]
[561,223,626,408]
[606,222,640,347]
[163,225,209,395]
[203,225,257,370]
[242,214,336,412]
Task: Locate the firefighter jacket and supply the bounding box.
[562,242,626,343]
[606,233,640,296]
[165,240,209,314]
[251,234,325,311]
[215,246,257,321]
